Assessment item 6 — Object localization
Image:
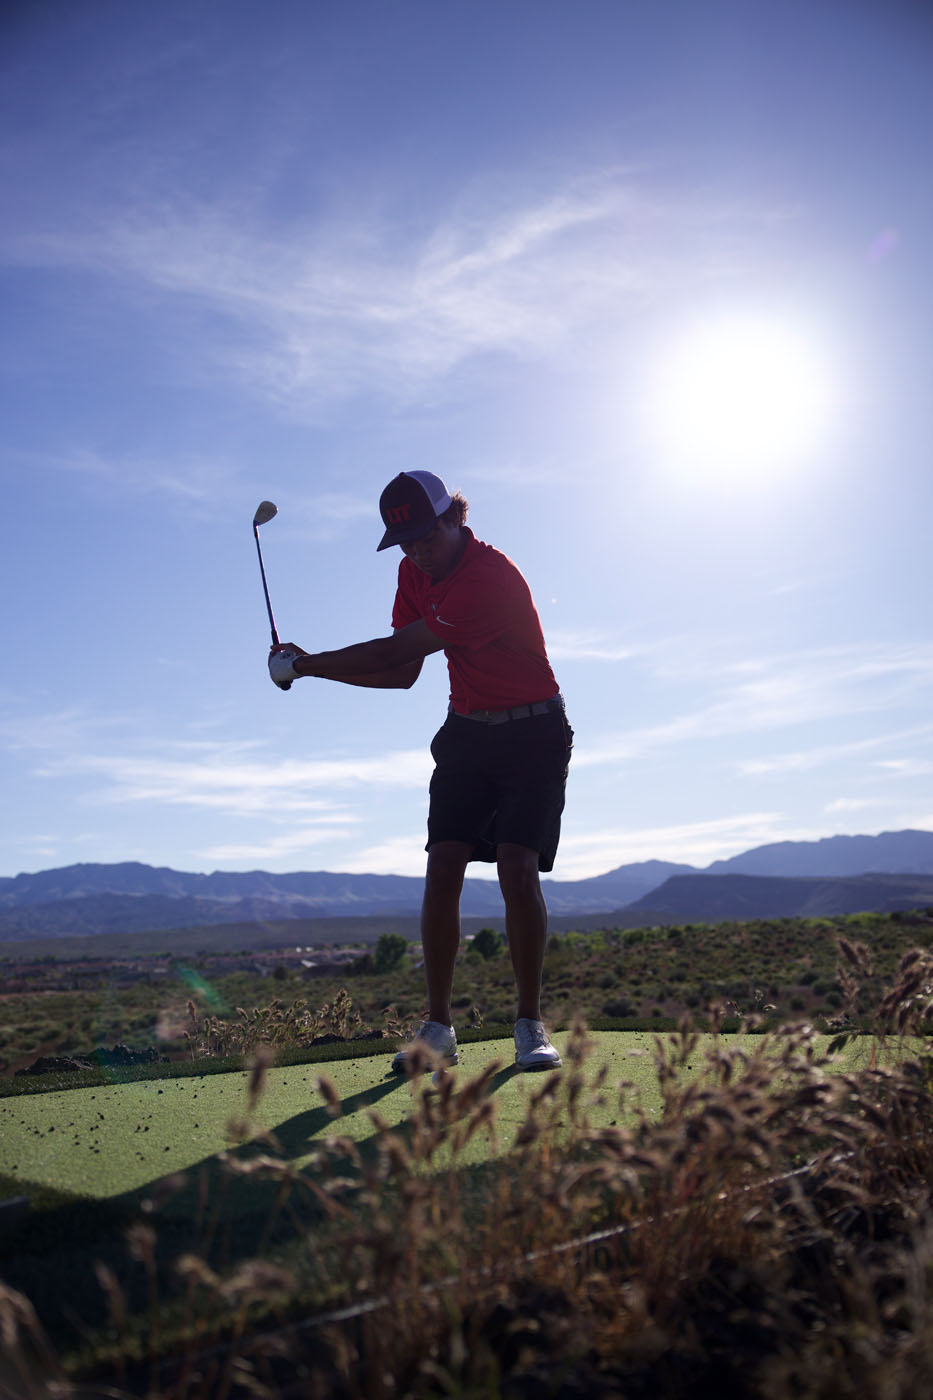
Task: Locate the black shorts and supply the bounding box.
[426,703,573,872]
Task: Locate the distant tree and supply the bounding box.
[372,932,409,974]
[471,927,505,960]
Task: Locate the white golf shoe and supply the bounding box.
[392,1020,459,1073]
[514,1018,562,1070]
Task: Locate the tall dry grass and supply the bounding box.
[3,945,933,1399]
[181,987,413,1057]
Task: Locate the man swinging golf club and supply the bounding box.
[267,471,572,1071]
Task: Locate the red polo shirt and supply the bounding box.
[391,528,559,714]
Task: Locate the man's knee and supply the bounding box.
[497,843,542,899]
[425,841,472,896]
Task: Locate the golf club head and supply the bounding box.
[253,500,278,527]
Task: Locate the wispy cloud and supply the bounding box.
[2,172,795,409]
[555,812,819,877]
[330,835,432,878]
[198,826,355,864]
[547,630,638,663]
[33,748,433,816]
[291,491,378,542]
[3,187,615,404]
[874,758,933,778]
[577,643,933,769]
[0,707,142,754]
[764,573,836,599]
[823,797,884,814]
[9,444,244,511]
[736,724,933,777]
[7,444,379,526]
[1,713,433,818]
[465,458,566,488]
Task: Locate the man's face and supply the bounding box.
[400,517,464,579]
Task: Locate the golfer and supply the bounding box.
[268,471,572,1071]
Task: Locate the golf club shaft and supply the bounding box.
[253,526,280,646]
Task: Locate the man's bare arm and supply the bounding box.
[310,659,425,690]
[280,621,446,689]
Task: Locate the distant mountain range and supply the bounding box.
[1,830,932,944]
[617,871,933,926]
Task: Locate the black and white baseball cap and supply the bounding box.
[377,471,453,552]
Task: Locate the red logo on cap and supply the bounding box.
[387,504,411,524]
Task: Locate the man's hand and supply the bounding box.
[268,644,305,691]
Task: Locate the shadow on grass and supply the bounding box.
[1,1063,528,1357]
[1,1074,405,1339]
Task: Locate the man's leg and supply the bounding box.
[497,842,548,1021]
[421,840,473,1026]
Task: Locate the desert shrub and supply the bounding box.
[602,997,635,1018]
[483,1003,513,1023]
[372,933,409,974]
[469,927,505,960]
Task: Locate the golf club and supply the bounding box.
[253,501,291,690]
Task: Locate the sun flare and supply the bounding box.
[640,311,839,486]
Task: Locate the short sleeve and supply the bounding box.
[391,561,424,630]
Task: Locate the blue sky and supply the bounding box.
[2,0,932,882]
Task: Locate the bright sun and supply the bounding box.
[639,311,839,486]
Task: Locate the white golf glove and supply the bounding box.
[268,648,301,691]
